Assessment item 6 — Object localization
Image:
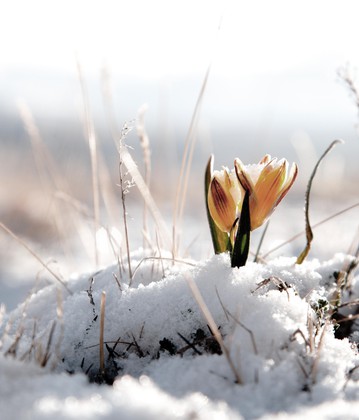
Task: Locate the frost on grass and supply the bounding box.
[1,250,359,419]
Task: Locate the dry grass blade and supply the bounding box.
[172,14,224,257]
[118,131,134,283]
[4,325,24,357]
[101,71,134,281]
[0,222,72,295]
[216,288,258,355]
[307,311,315,354]
[172,64,212,258]
[155,232,165,278]
[185,275,243,384]
[253,221,270,262]
[345,227,359,288]
[40,321,56,367]
[311,322,328,385]
[131,256,196,280]
[54,289,64,367]
[99,291,106,375]
[17,101,75,262]
[120,144,172,248]
[101,66,119,142]
[330,229,359,309]
[77,59,100,267]
[263,202,359,259]
[101,68,170,255]
[97,151,121,230]
[18,101,61,190]
[296,139,344,264]
[137,104,152,246]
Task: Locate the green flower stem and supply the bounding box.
[231,190,251,268]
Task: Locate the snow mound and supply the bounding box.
[1,251,359,419]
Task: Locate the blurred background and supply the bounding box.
[1,0,359,309]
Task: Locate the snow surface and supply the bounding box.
[1,249,359,419]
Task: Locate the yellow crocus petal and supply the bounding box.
[208,172,238,233]
[256,159,287,196]
[234,158,255,194]
[250,163,286,229]
[276,162,298,205]
[250,159,295,230]
[259,154,272,165]
[209,155,297,235]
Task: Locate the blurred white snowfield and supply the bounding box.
[1,248,359,419]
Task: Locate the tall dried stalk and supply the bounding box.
[119,139,172,249]
[101,69,170,281]
[77,60,100,267]
[172,64,211,258]
[17,101,74,263]
[117,125,134,282]
[172,15,223,258]
[296,139,344,264]
[18,101,60,190]
[137,104,152,247]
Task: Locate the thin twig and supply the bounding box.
[177,332,202,355]
[334,313,359,323]
[291,328,310,352]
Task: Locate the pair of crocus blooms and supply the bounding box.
[207,154,298,247]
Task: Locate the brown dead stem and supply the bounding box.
[186,275,243,384]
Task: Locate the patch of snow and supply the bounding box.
[1,251,359,419]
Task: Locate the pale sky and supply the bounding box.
[2,0,359,79]
[1,0,359,175]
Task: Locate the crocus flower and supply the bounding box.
[207,167,244,234]
[235,155,298,230]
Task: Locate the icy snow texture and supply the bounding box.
[1,252,359,419]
